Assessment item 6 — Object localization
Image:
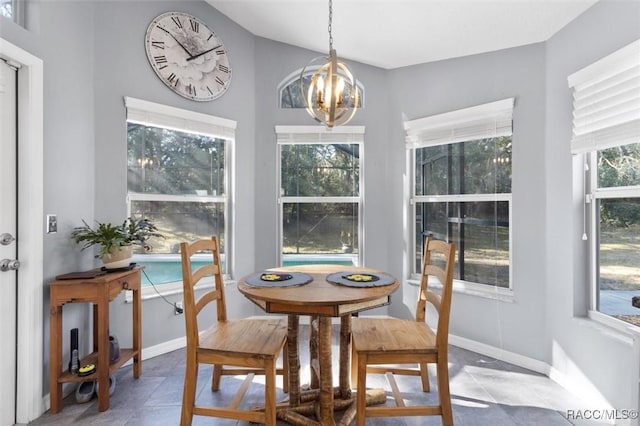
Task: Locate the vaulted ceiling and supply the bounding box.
[206,0,599,69]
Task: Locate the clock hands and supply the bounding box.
[159,27,194,57]
[187,45,222,62]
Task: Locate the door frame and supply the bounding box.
[0,37,44,423]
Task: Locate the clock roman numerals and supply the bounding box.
[215,76,225,87]
[167,73,179,87]
[171,16,183,29]
[154,55,168,69]
[215,49,226,55]
[218,64,229,74]
[151,41,165,49]
[190,19,199,33]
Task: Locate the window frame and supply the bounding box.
[1,0,25,27]
[586,150,640,328]
[124,97,236,298]
[405,99,514,299]
[275,125,365,267]
[568,39,640,330]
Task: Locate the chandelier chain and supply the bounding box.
[328,0,333,50]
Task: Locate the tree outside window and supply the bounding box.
[591,142,640,326]
[414,136,512,288]
[277,135,363,266]
[126,122,232,287]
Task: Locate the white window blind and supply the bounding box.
[404,98,514,148]
[568,39,640,154]
[124,97,236,140]
[275,125,365,144]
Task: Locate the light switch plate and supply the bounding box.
[46,214,57,234]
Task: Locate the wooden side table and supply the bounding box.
[49,267,143,413]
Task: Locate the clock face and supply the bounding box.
[145,11,232,101]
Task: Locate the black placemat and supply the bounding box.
[243,271,313,288]
[326,271,396,288]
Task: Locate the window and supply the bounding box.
[276,126,364,267]
[1,0,24,26]
[406,99,514,291]
[569,39,640,328]
[278,68,364,109]
[0,0,12,19]
[125,97,235,291]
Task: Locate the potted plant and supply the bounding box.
[71,217,164,269]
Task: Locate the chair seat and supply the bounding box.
[352,318,436,354]
[199,318,287,359]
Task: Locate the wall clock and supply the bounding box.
[144,11,232,101]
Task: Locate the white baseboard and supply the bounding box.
[448,333,550,375]
[140,335,187,360]
[448,333,615,414]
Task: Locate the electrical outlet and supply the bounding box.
[46,214,57,234]
[174,301,184,315]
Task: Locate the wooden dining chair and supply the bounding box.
[351,237,456,426]
[179,237,288,426]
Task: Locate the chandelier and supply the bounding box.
[300,0,359,128]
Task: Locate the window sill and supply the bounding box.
[587,310,640,337]
[125,277,235,302]
[407,278,515,303]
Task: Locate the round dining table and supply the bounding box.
[238,264,399,426]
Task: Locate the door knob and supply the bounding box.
[0,233,15,245]
[0,259,20,272]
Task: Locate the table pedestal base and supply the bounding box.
[276,388,386,426]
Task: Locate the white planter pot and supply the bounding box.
[101,246,133,269]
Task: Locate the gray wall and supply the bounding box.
[1,0,98,395]
[1,0,639,413]
[91,0,260,344]
[545,0,640,412]
[1,0,263,393]
[387,44,548,360]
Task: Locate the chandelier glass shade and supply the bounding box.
[300,1,359,127]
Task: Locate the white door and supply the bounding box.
[0,58,18,426]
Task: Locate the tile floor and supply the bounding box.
[29,326,602,426]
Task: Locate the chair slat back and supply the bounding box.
[180,237,227,347]
[415,237,456,349]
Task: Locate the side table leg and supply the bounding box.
[96,291,110,412]
[49,305,63,414]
